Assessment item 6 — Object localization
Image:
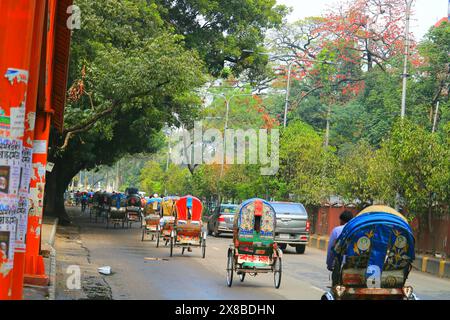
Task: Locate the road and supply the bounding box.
[58,208,450,300]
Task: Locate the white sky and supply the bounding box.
[276,0,449,40]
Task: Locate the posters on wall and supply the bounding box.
[0,68,29,275]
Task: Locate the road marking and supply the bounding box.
[212,247,219,251]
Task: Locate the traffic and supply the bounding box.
[66,189,420,300]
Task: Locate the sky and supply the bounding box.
[276,0,449,40]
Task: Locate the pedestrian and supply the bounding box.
[326,210,354,272]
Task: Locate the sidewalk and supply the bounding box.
[308,234,450,279]
[23,216,58,300]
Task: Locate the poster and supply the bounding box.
[15,147,33,251]
[0,220,16,275]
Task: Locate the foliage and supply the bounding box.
[140,161,191,196]
[277,121,338,207]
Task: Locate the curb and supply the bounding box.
[308,234,450,279]
[413,255,450,279]
[46,218,58,300]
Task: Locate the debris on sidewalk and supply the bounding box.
[98,266,112,275]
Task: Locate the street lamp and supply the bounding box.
[401,0,414,119]
[207,92,259,177]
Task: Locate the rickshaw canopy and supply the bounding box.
[333,205,415,278]
[176,196,202,221]
[147,197,162,204]
[235,199,276,244]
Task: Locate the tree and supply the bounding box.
[140,162,191,196]
[154,0,289,79]
[387,120,449,227]
[45,0,205,223]
[277,121,338,209]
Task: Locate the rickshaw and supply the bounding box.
[90,191,102,222]
[157,196,179,247]
[169,195,206,258]
[125,192,143,228]
[226,198,282,289]
[90,191,110,223]
[142,197,162,241]
[107,193,127,229]
[321,205,418,300]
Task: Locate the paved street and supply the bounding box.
[54,208,450,300]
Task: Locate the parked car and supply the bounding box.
[207,204,239,237]
[270,201,310,254]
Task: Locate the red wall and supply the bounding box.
[313,206,450,257]
[314,206,358,236]
[412,215,450,256]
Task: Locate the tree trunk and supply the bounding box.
[44,156,82,225]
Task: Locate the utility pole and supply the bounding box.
[115,160,120,192]
[324,105,331,147]
[284,62,294,128]
[432,101,440,133]
[165,130,172,196]
[401,0,414,119]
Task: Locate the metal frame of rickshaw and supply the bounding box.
[107,195,128,229]
[156,196,179,248]
[169,195,206,258]
[90,192,110,223]
[141,197,163,242]
[226,198,282,289]
[124,193,143,228]
[322,205,418,300]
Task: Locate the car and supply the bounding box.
[207,203,239,237]
[270,201,310,254]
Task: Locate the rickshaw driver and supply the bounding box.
[326,210,353,271]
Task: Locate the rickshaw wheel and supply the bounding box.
[201,238,206,259]
[156,233,160,247]
[273,257,282,289]
[226,249,234,287]
[239,272,245,282]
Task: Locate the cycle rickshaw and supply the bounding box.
[321,205,418,300]
[157,196,179,247]
[226,198,282,289]
[169,195,206,258]
[107,193,127,229]
[142,197,162,241]
[125,192,143,228]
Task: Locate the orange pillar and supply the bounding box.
[24,0,57,287]
[10,0,47,300]
[0,0,37,299]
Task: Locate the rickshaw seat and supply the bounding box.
[341,268,407,288]
[176,220,202,236]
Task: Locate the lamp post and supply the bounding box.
[401,0,414,119]
[284,61,294,128]
[207,92,262,177]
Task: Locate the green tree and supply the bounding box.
[46,0,205,222]
[388,120,449,221]
[154,0,289,79]
[278,121,338,209]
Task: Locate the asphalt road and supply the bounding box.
[66,208,450,300]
